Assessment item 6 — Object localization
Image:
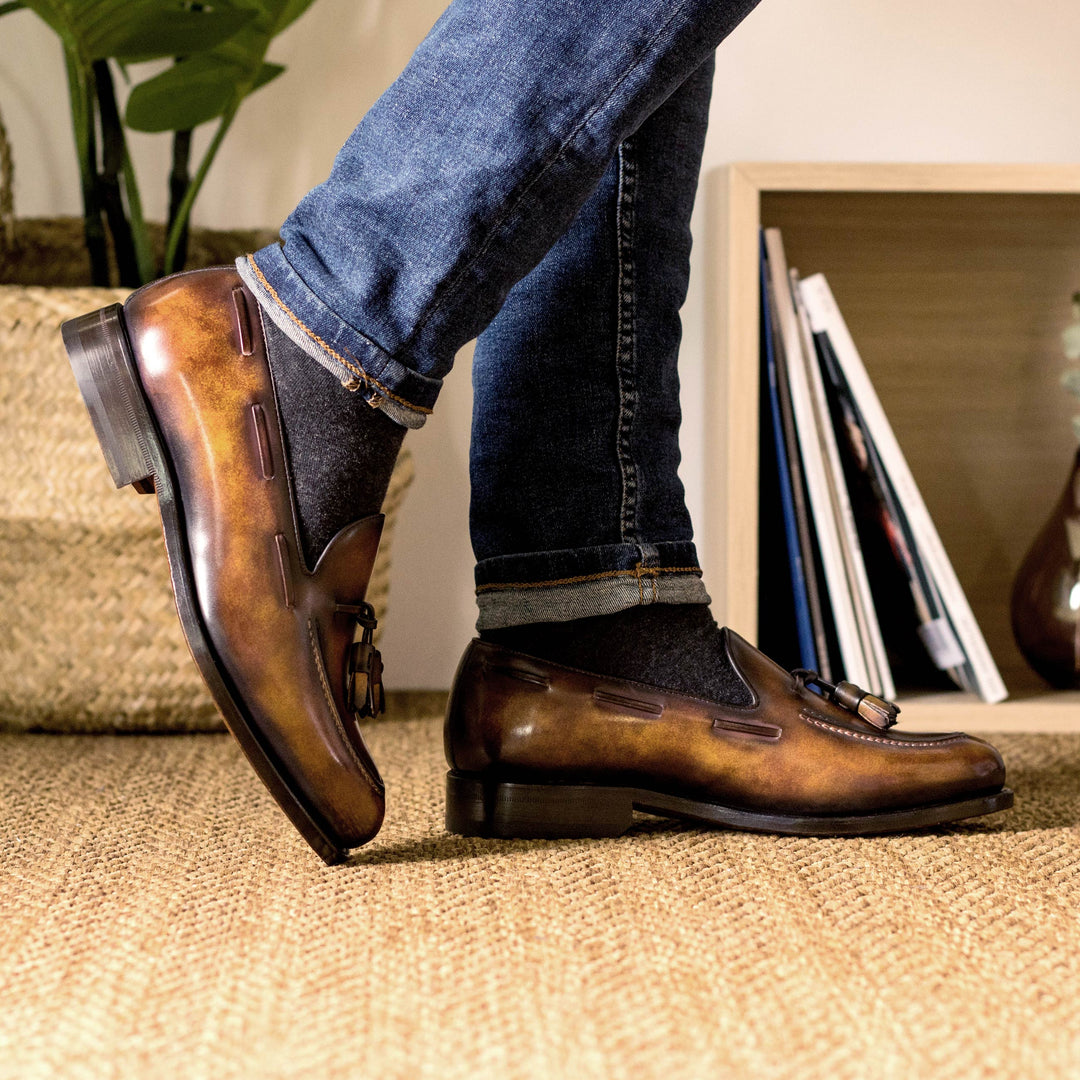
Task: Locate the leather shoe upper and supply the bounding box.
[125,268,385,845]
[444,629,1006,815]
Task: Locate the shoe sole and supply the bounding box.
[445,771,1015,838]
[62,303,351,865]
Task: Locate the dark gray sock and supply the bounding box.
[480,603,753,706]
[263,316,406,567]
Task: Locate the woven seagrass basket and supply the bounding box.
[0,116,413,732]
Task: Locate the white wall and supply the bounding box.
[5,0,1080,687]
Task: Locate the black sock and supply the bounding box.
[481,603,753,706]
[262,316,406,566]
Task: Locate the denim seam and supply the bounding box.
[404,1,693,349]
[246,254,434,416]
[614,138,640,543]
[475,563,702,593]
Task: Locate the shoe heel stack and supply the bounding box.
[61,305,156,494]
[445,772,635,839]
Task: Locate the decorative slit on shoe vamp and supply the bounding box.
[232,285,254,356]
[486,664,551,689]
[250,403,275,479]
[711,716,782,741]
[593,689,664,719]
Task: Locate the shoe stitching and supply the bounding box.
[802,713,965,747]
[307,618,382,791]
[475,564,702,593]
[246,255,433,416]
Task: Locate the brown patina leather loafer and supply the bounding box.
[62,268,386,864]
[443,631,1012,837]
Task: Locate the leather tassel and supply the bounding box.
[369,649,384,716]
[349,640,384,719]
[792,669,900,730]
[856,693,900,730]
[352,668,369,713]
[834,680,899,730]
[339,600,384,720]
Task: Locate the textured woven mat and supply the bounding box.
[0,284,413,732]
[1,723,1078,1080]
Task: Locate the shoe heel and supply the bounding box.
[445,772,634,839]
[62,304,156,492]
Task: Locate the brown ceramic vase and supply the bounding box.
[1011,447,1080,688]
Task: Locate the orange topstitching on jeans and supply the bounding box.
[245,255,434,416]
[475,564,703,594]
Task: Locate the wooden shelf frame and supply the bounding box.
[705,163,1080,730]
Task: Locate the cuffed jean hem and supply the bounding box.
[236,247,441,430]
[476,571,709,629]
[474,541,710,629]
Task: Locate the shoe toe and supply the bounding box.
[961,734,1007,793]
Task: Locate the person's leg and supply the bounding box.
[238,0,763,425]
[61,0,766,863]
[62,0,1011,858]
[469,56,750,705]
[446,109,1008,838]
[234,0,765,585]
[439,41,1008,842]
[470,56,711,624]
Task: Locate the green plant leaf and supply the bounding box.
[20,1,258,62]
[125,54,246,131]
[125,57,283,131]
[97,5,258,63]
[252,60,284,91]
[277,0,315,34]
[159,0,321,271]
[206,0,319,84]
[125,0,313,131]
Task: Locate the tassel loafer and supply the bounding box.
[62,268,387,864]
[444,630,1012,838]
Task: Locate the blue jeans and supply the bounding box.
[238,0,762,628]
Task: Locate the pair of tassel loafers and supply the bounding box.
[61,267,1012,863]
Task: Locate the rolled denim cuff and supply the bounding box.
[236,246,441,429]
[474,541,710,629]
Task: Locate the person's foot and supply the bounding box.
[444,625,1012,837]
[62,267,395,863]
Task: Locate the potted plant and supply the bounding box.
[0,0,318,285]
[0,8,413,734]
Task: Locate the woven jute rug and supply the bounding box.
[1,722,1077,1080]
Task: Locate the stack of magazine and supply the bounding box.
[758,228,1007,703]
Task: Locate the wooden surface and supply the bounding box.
[899,689,1080,732]
[712,165,1080,726]
[733,161,1080,195]
[706,167,762,626]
